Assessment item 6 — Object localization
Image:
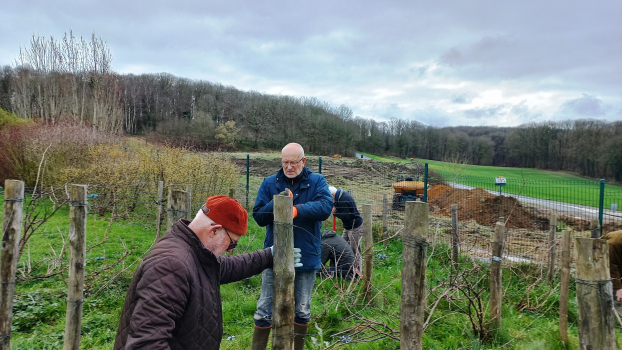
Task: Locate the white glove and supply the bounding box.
[269,247,302,268]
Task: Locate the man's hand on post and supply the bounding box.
[616,289,622,302]
[278,189,298,218]
[268,247,302,268]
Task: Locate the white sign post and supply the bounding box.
[495,176,506,196]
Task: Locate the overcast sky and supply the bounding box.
[3,0,621,127]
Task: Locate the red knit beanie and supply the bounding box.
[202,196,248,235]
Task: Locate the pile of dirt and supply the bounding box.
[429,186,549,230]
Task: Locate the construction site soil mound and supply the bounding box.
[429,186,550,230]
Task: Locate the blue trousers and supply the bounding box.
[253,268,317,327]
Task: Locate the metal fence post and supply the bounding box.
[423,164,428,202]
[246,154,250,209]
[598,179,605,236]
[318,156,322,174]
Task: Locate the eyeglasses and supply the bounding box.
[282,158,304,167]
[224,228,238,251]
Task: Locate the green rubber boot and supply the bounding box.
[294,323,308,350]
[251,326,271,350]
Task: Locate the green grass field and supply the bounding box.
[3,181,622,349]
[358,152,622,209]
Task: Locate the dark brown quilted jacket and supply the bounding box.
[114,219,273,350]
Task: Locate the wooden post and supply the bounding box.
[228,188,235,199]
[63,185,88,350]
[559,230,571,346]
[362,204,373,301]
[272,194,295,350]
[166,189,188,232]
[0,180,24,350]
[489,221,505,330]
[590,219,600,239]
[184,184,193,220]
[155,181,163,239]
[574,237,616,350]
[382,194,388,242]
[400,201,428,350]
[451,204,459,265]
[546,213,558,283]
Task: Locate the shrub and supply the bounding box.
[0,107,30,130]
[0,122,113,185]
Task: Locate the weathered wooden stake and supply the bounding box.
[228,188,235,198]
[362,204,374,301]
[451,204,459,265]
[574,237,616,350]
[155,181,163,239]
[63,185,88,350]
[382,194,388,242]
[184,184,193,220]
[489,221,505,330]
[400,201,428,350]
[546,213,558,283]
[166,189,188,232]
[0,180,24,350]
[272,194,295,350]
[590,219,600,239]
[559,230,571,346]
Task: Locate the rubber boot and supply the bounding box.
[251,326,271,350]
[294,323,308,350]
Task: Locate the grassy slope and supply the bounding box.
[358,152,622,208]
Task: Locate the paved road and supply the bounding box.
[354,152,372,160]
[448,182,622,221]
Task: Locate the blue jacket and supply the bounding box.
[253,167,333,271]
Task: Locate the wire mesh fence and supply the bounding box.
[3,158,622,347]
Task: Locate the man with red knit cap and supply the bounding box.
[115,196,283,350]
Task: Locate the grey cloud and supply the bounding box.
[2,0,622,128]
[451,94,472,104]
[463,105,506,120]
[560,94,607,116]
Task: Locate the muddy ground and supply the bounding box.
[232,156,622,233]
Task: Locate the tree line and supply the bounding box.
[1,32,621,181]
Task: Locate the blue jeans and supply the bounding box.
[253,268,317,327]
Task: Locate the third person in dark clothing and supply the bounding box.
[329,186,363,272]
[319,230,358,280]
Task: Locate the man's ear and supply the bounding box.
[209,224,222,236]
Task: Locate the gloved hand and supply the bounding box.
[278,190,298,219]
[279,189,293,197]
[294,247,302,267]
[268,247,303,268]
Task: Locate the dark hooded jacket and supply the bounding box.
[320,230,356,279]
[114,219,273,350]
[333,189,363,230]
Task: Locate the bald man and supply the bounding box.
[251,143,333,349]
